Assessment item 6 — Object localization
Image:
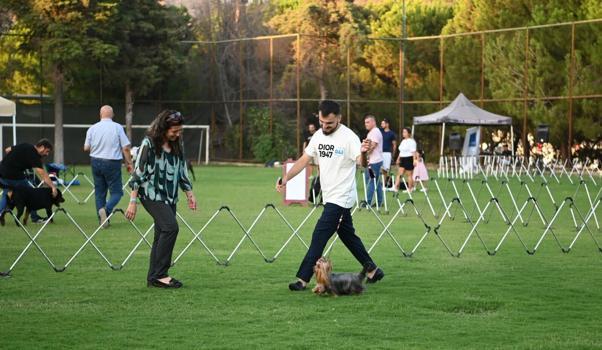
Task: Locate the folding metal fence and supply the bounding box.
[1,165,600,277]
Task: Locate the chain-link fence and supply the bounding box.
[1,19,601,164]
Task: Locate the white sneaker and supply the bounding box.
[98,208,109,228]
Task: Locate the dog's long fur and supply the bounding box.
[4,187,64,225]
[313,257,367,296]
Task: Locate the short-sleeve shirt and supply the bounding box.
[84,119,131,160]
[381,129,397,153]
[366,127,383,164]
[0,143,43,180]
[304,125,360,208]
[398,138,417,157]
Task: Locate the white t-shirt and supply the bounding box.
[398,138,417,157]
[366,127,383,164]
[305,125,361,208]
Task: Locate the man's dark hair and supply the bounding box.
[319,100,341,117]
[36,138,53,150]
[364,114,376,121]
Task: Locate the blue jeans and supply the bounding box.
[0,177,42,220]
[91,158,123,217]
[365,161,383,206]
[296,203,375,282]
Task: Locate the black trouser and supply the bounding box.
[296,202,375,282]
[141,199,179,282]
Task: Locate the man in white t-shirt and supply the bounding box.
[276,100,385,291]
[363,115,383,207]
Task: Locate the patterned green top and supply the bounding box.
[129,137,193,204]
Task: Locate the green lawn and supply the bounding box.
[1,166,601,349]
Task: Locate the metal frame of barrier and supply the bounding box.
[1,175,601,277]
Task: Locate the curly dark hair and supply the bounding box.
[146,110,184,158]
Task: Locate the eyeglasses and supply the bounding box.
[166,111,183,123]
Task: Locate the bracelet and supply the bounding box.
[129,198,137,204]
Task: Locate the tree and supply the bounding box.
[363,0,453,102]
[3,0,118,163]
[441,0,602,157]
[106,0,193,140]
[268,0,371,100]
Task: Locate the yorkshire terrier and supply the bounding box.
[312,257,368,296]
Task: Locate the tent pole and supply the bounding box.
[510,125,515,156]
[440,122,445,157]
[12,113,16,144]
[411,124,414,135]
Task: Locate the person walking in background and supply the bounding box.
[0,139,58,225]
[303,118,318,150]
[125,110,197,289]
[363,115,383,207]
[84,105,133,228]
[276,100,384,291]
[394,127,418,193]
[380,118,397,189]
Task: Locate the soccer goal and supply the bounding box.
[0,123,210,164]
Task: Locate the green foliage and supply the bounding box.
[0,32,44,96]
[442,0,602,155]
[1,0,599,160]
[4,0,119,84]
[362,0,454,101]
[106,0,193,97]
[268,0,371,99]
[247,107,295,162]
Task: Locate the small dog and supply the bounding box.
[3,187,65,225]
[313,257,367,296]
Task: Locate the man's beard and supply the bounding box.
[322,122,339,135]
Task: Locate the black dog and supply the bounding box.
[3,187,65,225]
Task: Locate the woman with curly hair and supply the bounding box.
[125,110,197,289]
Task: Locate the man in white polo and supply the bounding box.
[84,105,133,228]
[276,100,385,291]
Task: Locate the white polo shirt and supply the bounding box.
[305,124,361,208]
[84,119,131,160]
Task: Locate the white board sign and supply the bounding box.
[283,161,309,205]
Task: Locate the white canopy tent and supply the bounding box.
[412,93,514,156]
[0,96,17,161]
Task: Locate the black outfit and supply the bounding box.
[399,156,414,171]
[141,200,179,282]
[0,143,43,180]
[296,203,374,282]
[0,144,44,221]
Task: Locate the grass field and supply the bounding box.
[1,166,601,349]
